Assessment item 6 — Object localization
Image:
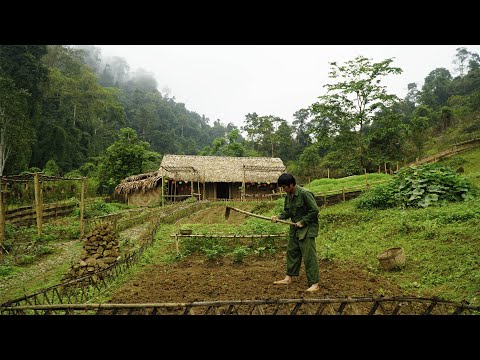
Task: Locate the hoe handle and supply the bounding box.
[228,206,296,226]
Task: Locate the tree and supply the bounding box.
[310,55,402,169]
[199,129,251,157]
[0,46,48,174]
[408,105,432,157]
[98,128,160,194]
[0,76,31,175]
[453,47,470,77]
[242,113,285,157]
[292,108,311,148]
[419,68,453,109]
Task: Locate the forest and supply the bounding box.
[1,45,480,194]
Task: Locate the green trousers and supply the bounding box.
[286,235,320,286]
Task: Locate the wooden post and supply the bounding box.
[396,161,399,171]
[378,166,380,174]
[327,168,330,179]
[242,165,246,202]
[365,169,369,189]
[308,177,310,189]
[161,176,164,207]
[34,173,42,237]
[190,169,194,198]
[39,179,44,227]
[80,177,85,239]
[197,174,200,201]
[54,180,58,219]
[174,176,177,204]
[384,162,387,174]
[203,171,206,201]
[342,187,345,202]
[174,234,179,255]
[0,179,5,258]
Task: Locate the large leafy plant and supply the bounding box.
[355,163,476,209]
[395,164,476,207]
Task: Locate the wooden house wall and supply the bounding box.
[126,180,279,205]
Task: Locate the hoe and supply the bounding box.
[224,206,295,225]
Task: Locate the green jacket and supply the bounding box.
[278,186,319,239]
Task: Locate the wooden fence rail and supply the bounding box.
[2,296,478,315]
[6,203,77,225]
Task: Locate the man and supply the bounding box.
[271,173,320,292]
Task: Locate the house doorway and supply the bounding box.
[216,183,229,199]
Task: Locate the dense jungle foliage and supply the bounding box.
[1,45,480,193]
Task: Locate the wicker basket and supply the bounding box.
[377,247,405,271]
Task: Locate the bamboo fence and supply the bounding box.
[2,296,478,315]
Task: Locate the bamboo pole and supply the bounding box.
[190,169,194,198]
[242,165,246,202]
[203,171,206,201]
[161,176,164,207]
[39,179,44,228]
[197,176,200,201]
[327,168,330,179]
[80,177,85,239]
[396,161,399,171]
[34,173,42,237]
[171,234,288,238]
[0,179,5,258]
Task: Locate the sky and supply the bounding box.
[97,45,480,129]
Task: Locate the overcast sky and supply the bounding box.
[97,45,480,129]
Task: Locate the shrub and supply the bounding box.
[355,163,477,209]
[354,182,401,210]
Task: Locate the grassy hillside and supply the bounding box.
[439,146,480,187]
[306,173,391,194]
[311,145,480,306]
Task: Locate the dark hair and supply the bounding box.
[277,173,296,186]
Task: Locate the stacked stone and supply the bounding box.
[64,222,120,281]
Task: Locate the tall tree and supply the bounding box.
[0,77,31,175]
[453,47,470,77]
[419,68,453,109]
[310,55,402,169]
[292,108,311,148]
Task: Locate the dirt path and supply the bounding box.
[0,220,153,305]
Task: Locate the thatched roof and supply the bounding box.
[114,171,162,194]
[115,155,286,195]
[159,155,285,183]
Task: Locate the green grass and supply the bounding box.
[306,173,391,194]
[439,146,480,187]
[316,198,480,306]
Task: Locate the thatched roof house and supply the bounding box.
[115,155,286,206]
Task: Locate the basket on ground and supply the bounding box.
[377,247,405,271]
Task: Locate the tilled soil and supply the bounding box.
[109,252,408,306]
